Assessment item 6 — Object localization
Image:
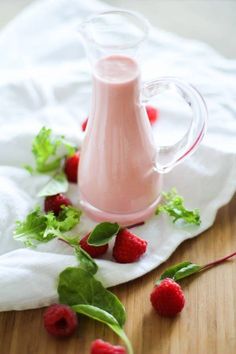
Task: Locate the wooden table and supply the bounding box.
[1,195,235,354]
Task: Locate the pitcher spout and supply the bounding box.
[77,10,149,64]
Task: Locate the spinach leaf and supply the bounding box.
[37,172,68,197]
[58,267,126,327]
[88,222,120,246]
[74,245,98,275]
[157,261,201,284]
[173,263,201,281]
[72,304,133,354]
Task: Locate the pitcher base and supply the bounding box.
[80,196,161,226]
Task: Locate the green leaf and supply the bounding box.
[157,261,201,284]
[158,261,192,284]
[31,127,77,174]
[32,127,62,173]
[47,205,81,233]
[88,222,120,246]
[58,267,126,327]
[57,234,98,275]
[72,304,119,326]
[14,207,55,247]
[14,206,81,247]
[37,172,69,197]
[58,235,98,275]
[72,305,133,354]
[155,188,201,225]
[43,206,81,239]
[173,263,201,281]
[74,245,98,275]
[108,323,133,354]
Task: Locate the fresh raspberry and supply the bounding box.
[81,117,89,132]
[64,151,80,183]
[146,105,159,124]
[79,233,108,258]
[150,278,185,317]
[90,339,126,354]
[44,193,72,215]
[43,304,78,337]
[112,229,147,263]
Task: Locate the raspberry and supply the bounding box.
[81,117,89,132]
[79,234,108,258]
[90,339,126,354]
[146,105,159,124]
[112,229,147,263]
[44,193,72,215]
[64,151,80,183]
[43,304,78,337]
[150,278,185,317]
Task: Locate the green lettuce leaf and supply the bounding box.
[14,206,81,247]
[28,127,76,173]
[156,188,201,225]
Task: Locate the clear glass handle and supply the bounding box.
[142,77,207,173]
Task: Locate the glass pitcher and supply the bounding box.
[78,10,207,225]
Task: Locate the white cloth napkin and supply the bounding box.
[0,0,235,311]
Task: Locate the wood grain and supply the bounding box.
[0,195,235,354]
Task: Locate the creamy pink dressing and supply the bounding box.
[79,55,161,223]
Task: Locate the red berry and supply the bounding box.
[146,105,159,124]
[44,193,72,215]
[90,339,126,354]
[79,234,108,258]
[82,117,89,132]
[112,229,147,263]
[64,151,80,183]
[43,304,78,337]
[150,278,185,317]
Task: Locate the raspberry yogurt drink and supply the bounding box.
[78,11,207,225]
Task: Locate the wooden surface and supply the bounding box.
[0,195,235,354]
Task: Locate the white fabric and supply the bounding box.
[0,0,235,311]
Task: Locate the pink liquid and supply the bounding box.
[79,55,162,225]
